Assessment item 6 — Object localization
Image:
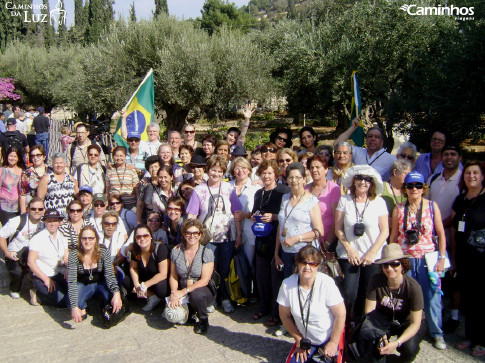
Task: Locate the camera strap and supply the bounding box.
[297,277,315,340]
[403,199,423,231]
[353,196,369,222]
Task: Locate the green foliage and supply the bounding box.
[154,0,169,17]
[129,2,137,23]
[85,0,115,44]
[196,0,256,35]
[244,130,270,151]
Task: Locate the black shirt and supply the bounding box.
[32,114,50,133]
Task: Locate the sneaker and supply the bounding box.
[29,288,40,306]
[9,291,20,299]
[275,324,288,337]
[207,304,215,313]
[221,299,234,313]
[434,336,447,350]
[142,295,161,311]
[442,319,460,334]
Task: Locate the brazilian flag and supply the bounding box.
[350,71,364,147]
[114,69,155,148]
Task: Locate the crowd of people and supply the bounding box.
[1,103,484,362]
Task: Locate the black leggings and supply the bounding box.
[189,286,215,320]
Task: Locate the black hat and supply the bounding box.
[188,154,206,167]
[42,209,64,221]
[6,118,16,126]
[231,146,247,157]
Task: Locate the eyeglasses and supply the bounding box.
[261,147,277,153]
[300,261,319,267]
[69,208,83,213]
[382,260,401,269]
[135,234,151,241]
[317,152,330,157]
[30,207,44,212]
[185,231,201,237]
[279,158,292,163]
[399,154,415,161]
[431,137,445,143]
[81,236,96,242]
[103,222,117,227]
[184,130,195,134]
[405,183,423,189]
[88,153,99,157]
[127,138,139,142]
[30,153,43,158]
[287,176,303,181]
[94,203,106,208]
[110,201,121,205]
[276,135,288,142]
[355,175,373,183]
[167,207,181,213]
[147,218,161,223]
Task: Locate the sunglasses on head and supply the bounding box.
[405,183,423,190]
[382,260,401,269]
[355,175,373,183]
[261,147,276,153]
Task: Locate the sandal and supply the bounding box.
[253,312,264,320]
[266,317,280,327]
[472,345,485,357]
[456,340,472,350]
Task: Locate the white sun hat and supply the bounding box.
[342,165,384,195]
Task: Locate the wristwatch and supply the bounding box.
[438,255,446,259]
[186,287,190,294]
[396,339,402,347]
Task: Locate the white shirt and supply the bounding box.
[277,272,343,345]
[89,215,127,240]
[140,140,162,156]
[99,230,128,262]
[0,215,43,252]
[428,169,462,220]
[352,147,396,181]
[29,229,68,277]
[230,178,259,246]
[336,194,388,260]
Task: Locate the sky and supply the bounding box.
[36,0,250,26]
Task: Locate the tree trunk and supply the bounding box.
[328,104,349,138]
[164,104,190,133]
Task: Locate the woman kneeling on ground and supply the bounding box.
[67,225,122,325]
[168,219,215,334]
[277,245,346,363]
[351,244,426,362]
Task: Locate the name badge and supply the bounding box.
[458,221,465,232]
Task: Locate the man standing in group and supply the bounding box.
[168,130,183,165]
[0,118,29,161]
[67,123,106,174]
[0,198,45,299]
[120,109,161,156]
[32,107,50,159]
[333,116,396,180]
[414,130,448,181]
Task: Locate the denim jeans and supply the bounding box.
[208,241,234,301]
[281,250,297,279]
[32,273,67,307]
[35,132,49,159]
[75,281,110,309]
[287,339,340,363]
[407,258,443,338]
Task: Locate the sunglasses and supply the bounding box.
[135,233,150,241]
[431,137,445,143]
[94,203,106,208]
[276,135,288,142]
[317,152,330,157]
[185,231,201,237]
[167,207,182,212]
[30,207,44,212]
[103,222,117,227]
[399,154,415,161]
[261,147,277,153]
[383,260,401,269]
[30,153,43,158]
[279,158,292,163]
[147,218,161,223]
[88,153,99,157]
[355,175,373,183]
[300,261,319,267]
[405,183,423,190]
[69,208,83,213]
[110,201,121,205]
[81,236,96,242]
[184,130,195,134]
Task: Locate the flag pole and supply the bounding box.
[124,68,153,109]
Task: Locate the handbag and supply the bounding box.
[318,237,344,284]
[100,299,131,328]
[467,229,485,253]
[202,246,220,296]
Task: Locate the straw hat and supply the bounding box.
[374,244,412,264]
[341,165,384,195]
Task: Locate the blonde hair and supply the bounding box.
[60,126,72,135]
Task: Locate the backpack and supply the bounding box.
[4,131,24,153]
[225,258,247,305]
[9,214,28,243]
[70,140,101,169]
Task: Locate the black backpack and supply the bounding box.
[4,131,24,153]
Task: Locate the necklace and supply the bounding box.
[312,181,327,197]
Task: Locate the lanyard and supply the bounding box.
[259,187,274,211]
[389,183,404,205]
[462,187,484,221]
[403,199,423,231]
[207,183,224,214]
[366,149,386,166]
[298,277,315,340]
[353,196,369,222]
[115,167,127,192]
[48,234,62,259]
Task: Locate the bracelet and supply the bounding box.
[396,339,402,347]
[299,235,303,243]
[438,255,446,259]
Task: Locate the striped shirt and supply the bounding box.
[106,166,139,196]
[170,245,214,286]
[67,246,119,309]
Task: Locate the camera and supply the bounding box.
[405,229,419,245]
[354,223,365,237]
[300,338,312,350]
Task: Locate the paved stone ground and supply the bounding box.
[1,256,483,363]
